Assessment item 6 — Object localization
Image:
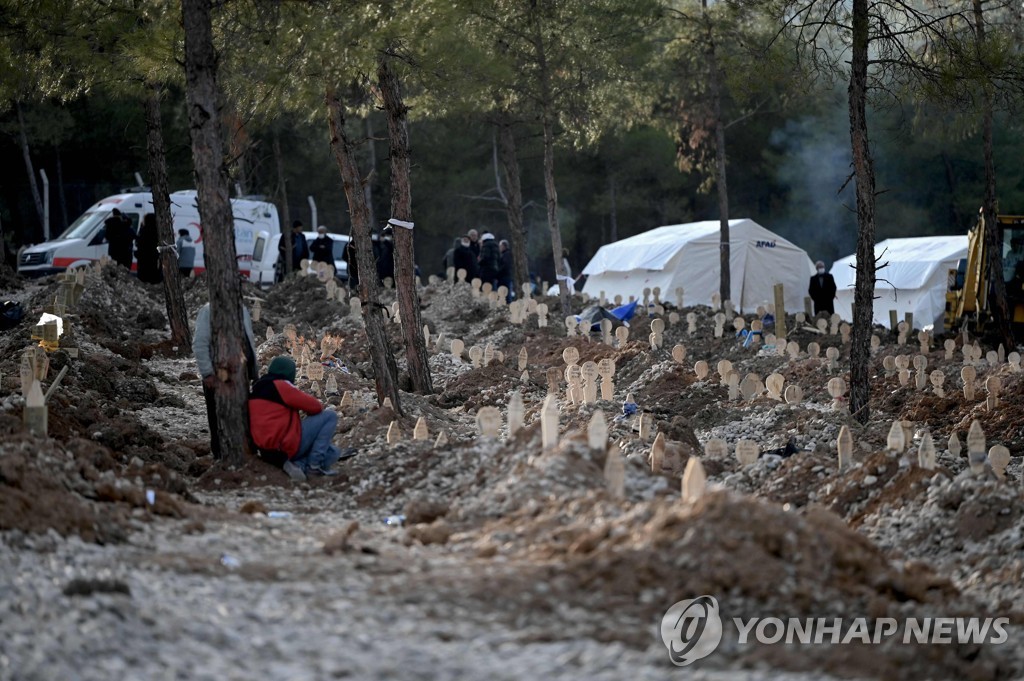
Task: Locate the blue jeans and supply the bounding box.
[293,410,339,472]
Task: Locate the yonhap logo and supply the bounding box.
[659,596,1009,667]
[660,596,723,666]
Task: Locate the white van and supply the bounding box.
[17,190,280,277]
[250,230,350,288]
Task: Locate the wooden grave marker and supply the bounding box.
[681,458,707,503]
[476,407,502,438]
[736,439,759,467]
[918,431,936,470]
[966,420,986,473]
[837,425,853,470]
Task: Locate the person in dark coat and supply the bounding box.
[467,228,481,258]
[343,238,360,291]
[498,239,513,298]
[176,229,196,277]
[442,237,459,274]
[478,232,501,289]
[135,213,162,283]
[808,260,837,315]
[453,235,479,281]
[278,220,309,275]
[375,225,395,284]
[309,225,335,269]
[105,209,135,269]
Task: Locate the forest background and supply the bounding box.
[1,1,1022,282]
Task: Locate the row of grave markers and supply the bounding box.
[310,266,1018,484]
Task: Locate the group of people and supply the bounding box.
[104,208,197,282]
[192,301,353,481]
[280,220,344,271]
[442,228,513,292]
[278,220,395,292]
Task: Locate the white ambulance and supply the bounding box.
[17,190,280,278]
[249,230,350,288]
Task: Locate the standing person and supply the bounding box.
[176,229,196,277]
[453,235,479,281]
[441,237,459,274]
[467,228,481,258]
[808,260,837,316]
[105,209,135,269]
[343,237,359,291]
[135,213,161,284]
[309,225,335,270]
[278,220,309,276]
[498,239,513,298]
[376,225,395,284]
[192,301,259,459]
[478,232,501,289]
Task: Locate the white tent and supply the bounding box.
[831,236,968,331]
[581,219,815,312]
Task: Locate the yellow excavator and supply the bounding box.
[945,212,1024,334]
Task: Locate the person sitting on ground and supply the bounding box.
[248,355,353,481]
[309,225,335,270]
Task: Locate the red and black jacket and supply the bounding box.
[248,373,323,457]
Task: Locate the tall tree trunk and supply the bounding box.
[541,113,571,315]
[847,0,877,425]
[55,144,69,230]
[608,170,618,243]
[497,113,530,295]
[272,127,293,277]
[974,0,1013,348]
[941,152,963,229]
[377,53,433,395]
[182,0,252,464]
[145,82,192,350]
[530,14,570,315]
[365,115,377,231]
[703,0,730,306]
[326,84,402,413]
[537,112,573,313]
[16,101,45,239]
[0,213,8,266]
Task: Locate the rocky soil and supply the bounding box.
[1,263,1023,681]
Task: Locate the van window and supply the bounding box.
[59,211,106,240]
[333,240,346,260]
[253,236,267,263]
